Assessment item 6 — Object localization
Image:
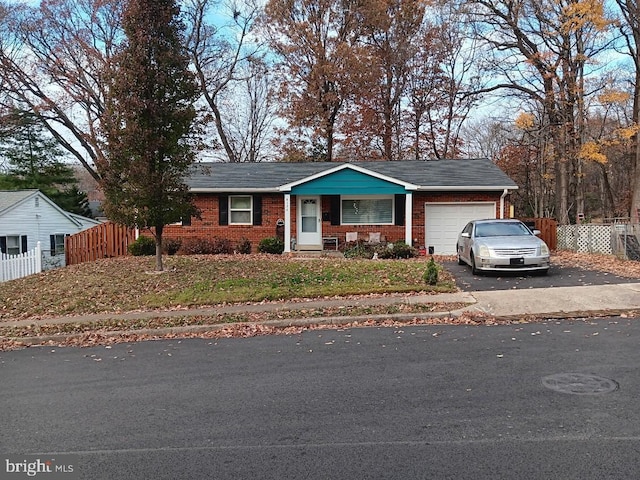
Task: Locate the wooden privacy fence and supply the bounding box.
[1,242,42,282]
[65,222,137,266]
[521,218,558,251]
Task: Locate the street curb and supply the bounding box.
[2,293,476,328]
[4,306,638,347]
[4,309,464,346]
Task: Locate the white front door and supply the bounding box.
[297,196,322,248]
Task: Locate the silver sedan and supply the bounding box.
[456,219,550,275]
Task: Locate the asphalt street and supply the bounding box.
[2,318,640,479]
[444,261,639,291]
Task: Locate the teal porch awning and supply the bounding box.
[290,168,407,195]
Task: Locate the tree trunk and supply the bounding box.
[631,139,640,222]
[599,162,616,219]
[155,225,164,272]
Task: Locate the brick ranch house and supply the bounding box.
[161,159,518,256]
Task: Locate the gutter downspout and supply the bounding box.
[500,189,509,219]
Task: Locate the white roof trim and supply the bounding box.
[190,188,280,193]
[67,212,102,226]
[278,163,419,192]
[415,185,519,191]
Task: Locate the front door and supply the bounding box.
[297,196,322,248]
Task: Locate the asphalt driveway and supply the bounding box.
[444,260,639,292]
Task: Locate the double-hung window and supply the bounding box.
[341,196,394,225]
[229,196,252,225]
[51,234,66,256]
[6,236,22,255]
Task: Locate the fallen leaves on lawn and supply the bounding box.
[553,250,640,278]
[0,255,455,321]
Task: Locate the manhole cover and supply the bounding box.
[542,373,619,395]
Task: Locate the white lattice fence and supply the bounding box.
[557,224,613,254]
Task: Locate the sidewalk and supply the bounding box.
[4,283,640,335]
[470,283,640,318]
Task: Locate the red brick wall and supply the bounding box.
[159,191,508,251]
[162,193,287,251]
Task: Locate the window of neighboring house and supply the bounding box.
[229,196,252,224]
[50,234,66,256]
[1,235,26,255]
[341,196,394,225]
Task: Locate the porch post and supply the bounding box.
[404,192,413,245]
[284,193,291,253]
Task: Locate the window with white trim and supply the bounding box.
[229,195,252,224]
[341,196,394,225]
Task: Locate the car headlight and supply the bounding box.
[540,243,549,256]
[478,245,491,257]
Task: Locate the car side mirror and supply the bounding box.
[461,232,470,238]
[533,229,541,236]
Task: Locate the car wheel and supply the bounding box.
[470,251,480,275]
[457,246,465,265]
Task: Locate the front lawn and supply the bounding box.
[0,255,455,321]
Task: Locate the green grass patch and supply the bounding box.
[0,255,457,320]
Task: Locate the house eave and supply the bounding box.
[415,185,519,191]
[190,185,518,193]
[189,187,281,193]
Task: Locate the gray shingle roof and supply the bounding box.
[0,190,38,215]
[186,159,517,192]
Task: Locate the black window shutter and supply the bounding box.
[0,237,6,254]
[219,195,229,225]
[252,195,262,225]
[21,235,28,253]
[395,194,405,226]
[330,195,341,225]
[50,235,56,255]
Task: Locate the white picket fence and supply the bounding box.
[0,242,42,282]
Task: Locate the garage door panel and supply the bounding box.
[425,203,496,255]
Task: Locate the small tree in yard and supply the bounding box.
[423,257,439,286]
[100,0,198,271]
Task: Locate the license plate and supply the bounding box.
[510,257,525,265]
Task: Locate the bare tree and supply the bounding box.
[405,5,484,160]
[216,59,277,162]
[465,0,616,223]
[184,0,266,163]
[0,0,123,181]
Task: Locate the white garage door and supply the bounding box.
[425,203,496,255]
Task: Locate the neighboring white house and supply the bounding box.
[0,190,102,270]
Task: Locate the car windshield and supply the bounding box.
[474,222,532,237]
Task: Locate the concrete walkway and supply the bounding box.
[471,283,640,318]
[4,283,640,333]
